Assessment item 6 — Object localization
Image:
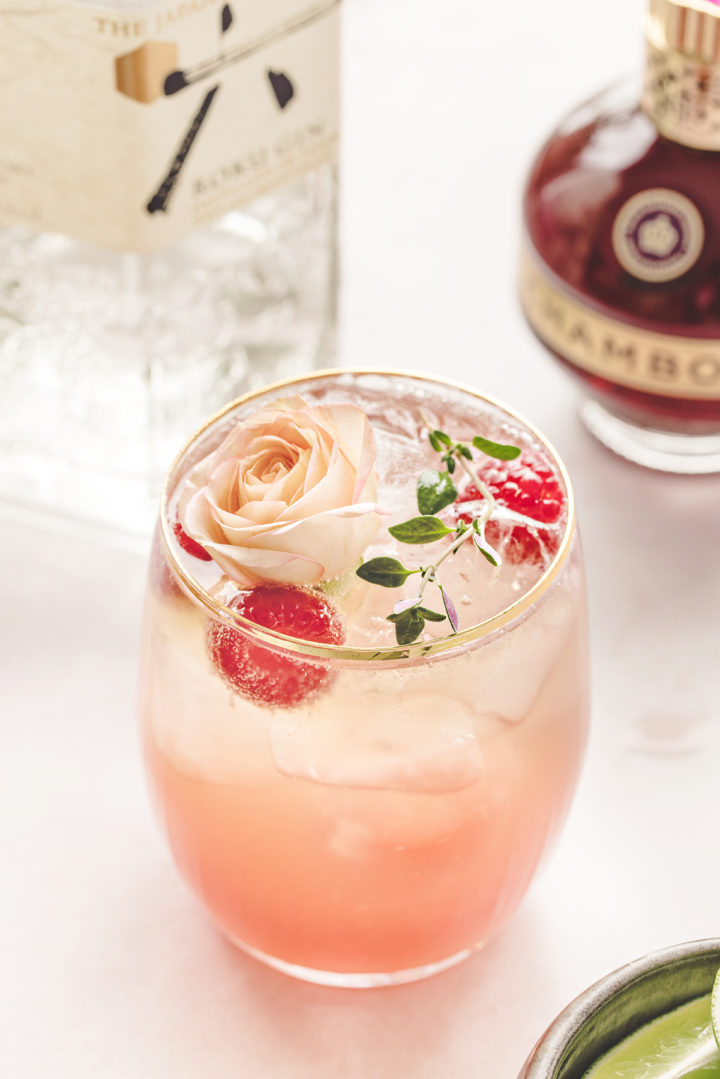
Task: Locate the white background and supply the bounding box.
[4,0,720,1076]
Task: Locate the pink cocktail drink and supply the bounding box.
[139,370,589,986]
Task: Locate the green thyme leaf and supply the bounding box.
[356,416,516,644]
[390,607,425,645]
[389,516,454,544]
[356,557,416,587]
[429,429,452,450]
[417,469,458,515]
[416,607,446,622]
[387,607,414,623]
[472,436,522,461]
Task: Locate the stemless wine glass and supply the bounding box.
[139,369,590,987]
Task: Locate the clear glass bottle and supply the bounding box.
[0,0,338,534]
[521,0,720,473]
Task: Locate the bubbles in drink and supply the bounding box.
[165,372,568,649]
[139,372,588,984]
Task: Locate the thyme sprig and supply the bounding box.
[356,428,521,644]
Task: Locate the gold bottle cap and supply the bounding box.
[643,0,720,147]
[647,0,720,64]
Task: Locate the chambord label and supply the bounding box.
[520,250,720,400]
[611,189,705,284]
[0,0,339,252]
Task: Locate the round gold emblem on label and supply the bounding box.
[611,188,705,283]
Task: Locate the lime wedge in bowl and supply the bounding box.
[712,966,720,1052]
[584,992,719,1078]
[518,941,720,1079]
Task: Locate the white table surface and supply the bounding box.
[4,1,720,1076]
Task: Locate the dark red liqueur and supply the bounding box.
[523,80,720,430]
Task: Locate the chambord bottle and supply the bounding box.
[521,0,720,473]
[0,0,338,533]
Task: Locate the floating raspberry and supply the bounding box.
[172,519,212,561]
[208,585,344,708]
[483,454,564,524]
[484,518,558,566]
[455,452,565,565]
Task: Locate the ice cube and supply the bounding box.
[145,594,272,786]
[269,691,491,793]
[457,585,576,723]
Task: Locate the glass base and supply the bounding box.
[226,934,481,988]
[581,400,720,474]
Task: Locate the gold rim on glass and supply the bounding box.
[159,368,577,665]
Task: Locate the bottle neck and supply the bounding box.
[642,37,720,149]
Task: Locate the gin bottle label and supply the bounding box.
[0,0,339,252]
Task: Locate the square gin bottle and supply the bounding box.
[0,0,338,535]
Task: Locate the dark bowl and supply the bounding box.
[518,938,720,1078]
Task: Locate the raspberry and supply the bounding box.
[456,451,565,565]
[483,455,564,525]
[172,519,212,561]
[208,585,344,708]
[484,518,557,566]
[149,518,211,597]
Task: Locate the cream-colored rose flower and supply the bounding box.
[178,395,383,586]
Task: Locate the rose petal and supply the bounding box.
[317,402,379,503]
[202,540,325,587]
[177,395,383,585]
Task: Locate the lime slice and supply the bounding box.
[711,966,720,1051]
[583,993,719,1078]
